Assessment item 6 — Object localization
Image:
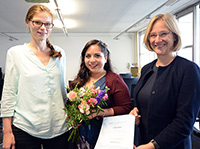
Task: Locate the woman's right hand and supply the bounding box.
[2,131,15,149]
[129,107,141,126]
[2,117,15,149]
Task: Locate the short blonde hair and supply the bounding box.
[143,13,182,52]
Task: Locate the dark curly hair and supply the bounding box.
[70,39,113,89]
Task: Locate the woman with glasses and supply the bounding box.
[129,13,200,149]
[1,4,73,149]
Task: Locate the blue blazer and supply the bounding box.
[134,56,200,149]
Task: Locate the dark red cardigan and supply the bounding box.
[105,71,131,115]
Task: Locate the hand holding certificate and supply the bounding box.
[95,114,135,149]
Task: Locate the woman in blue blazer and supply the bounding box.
[130,13,200,149]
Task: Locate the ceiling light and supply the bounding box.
[43,2,55,13]
[53,19,76,29]
[64,19,76,28]
[25,0,49,3]
[165,0,180,6]
[56,0,77,15]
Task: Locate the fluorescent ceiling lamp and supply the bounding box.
[165,0,180,6]
[55,0,77,15]
[25,0,49,3]
[43,2,56,14]
[44,0,77,15]
[53,19,76,29]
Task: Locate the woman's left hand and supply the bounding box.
[129,107,141,126]
[87,110,105,119]
[87,108,114,119]
[135,142,155,149]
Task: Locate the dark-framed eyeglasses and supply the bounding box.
[30,20,54,29]
[149,31,171,39]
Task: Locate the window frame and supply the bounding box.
[175,2,200,65]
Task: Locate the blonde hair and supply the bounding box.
[143,13,182,52]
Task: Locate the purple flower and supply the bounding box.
[95,89,106,104]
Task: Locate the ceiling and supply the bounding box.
[0,0,199,39]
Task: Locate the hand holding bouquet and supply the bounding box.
[64,84,109,142]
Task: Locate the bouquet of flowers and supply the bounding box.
[64,84,109,142]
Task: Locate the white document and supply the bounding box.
[95,114,135,149]
[194,121,200,131]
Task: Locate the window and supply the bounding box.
[177,13,193,61]
[176,3,200,65]
[138,31,156,68]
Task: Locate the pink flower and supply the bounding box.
[92,86,100,96]
[87,98,98,106]
[78,101,90,115]
[89,84,95,90]
[67,91,77,101]
[102,93,108,101]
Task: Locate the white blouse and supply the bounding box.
[1,43,69,138]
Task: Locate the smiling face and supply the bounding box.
[27,11,53,42]
[84,45,107,75]
[149,20,176,57]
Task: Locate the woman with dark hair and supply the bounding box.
[130,13,200,149]
[1,4,73,149]
[70,40,112,89]
[70,39,131,148]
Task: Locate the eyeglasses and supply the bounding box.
[30,20,54,29]
[149,32,171,39]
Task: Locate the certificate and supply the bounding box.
[194,120,200,131]
[95,114,135,149]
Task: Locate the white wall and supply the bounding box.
[0,32,136,84]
